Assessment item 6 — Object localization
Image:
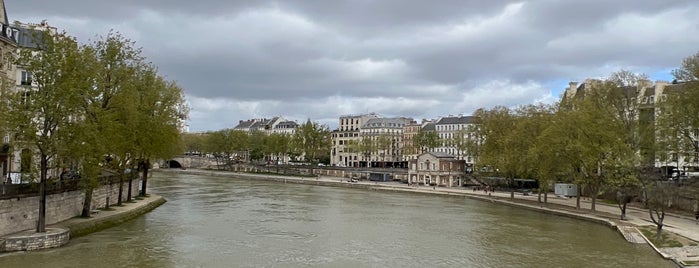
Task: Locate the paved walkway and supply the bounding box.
[50,194,166,238]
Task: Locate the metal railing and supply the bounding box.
[0,175,122,200]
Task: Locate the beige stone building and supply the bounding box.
[330,113,378,167]
[407,152,466,187]
[0,0,18,183]
[434,115,475,164]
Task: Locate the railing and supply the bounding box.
[0,174,123,200]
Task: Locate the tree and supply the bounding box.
[292,120,330,163]
[414,128,440,153]
[133,69,187,196]
[375,134,392,167]
[10,32,92,232]
[558,82,635,211]
[182,132,206,155]
[475,106,523,199]
[90,32,144,207]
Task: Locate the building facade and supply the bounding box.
[407,152,466,187]
[359,117,413,168]
[401,120,421,162]
[434,115,475,164]
[233,117,297,135]
[330,113,379,167]
[0,2,19,183]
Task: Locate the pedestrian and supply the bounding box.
[695,210,699,224]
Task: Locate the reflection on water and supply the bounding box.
[0,173,673,268]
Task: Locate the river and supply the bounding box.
[0,172,673,267]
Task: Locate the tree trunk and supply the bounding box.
[537,189,542,203]
[141,159,149,196]
[509,177,515,199]
[117,171,124,206]
[576,184,581,210]
[590,187,598,212]
[105,178,111,209]
[36,154,48,233]
[544,192,548,204]
[81,188,94,217]
[127,176,133,202]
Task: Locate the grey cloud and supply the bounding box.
[8,1,699,131]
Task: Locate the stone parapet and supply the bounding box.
[2,228,69,252]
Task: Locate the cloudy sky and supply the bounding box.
[7,1,699,132]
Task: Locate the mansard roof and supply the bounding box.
[436,115,473,125]
[362,117,412,129]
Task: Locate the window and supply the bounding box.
[21,71,32,86]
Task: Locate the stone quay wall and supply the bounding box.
[0,179,142,237]
[2,228,70,252]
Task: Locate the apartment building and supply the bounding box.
[330,113,379,167]
[359,117,413,168]
[233,117,297,135]
[401,120,422,162]
[0,1,17,182]
[434,115,475,164]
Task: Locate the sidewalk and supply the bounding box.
[0,194,166,253]
[51,194,166,238]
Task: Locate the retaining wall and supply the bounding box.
[0,179,141,237]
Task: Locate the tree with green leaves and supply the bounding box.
[131,67,187,196]
[559,82,635,211]
[414,128,440,154]
[292,120,330,163]
[10,31,92,232]
[182,132,207,155]
[375,134,392,167]
[474,106,523,199]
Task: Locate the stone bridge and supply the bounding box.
[165,156,219,169]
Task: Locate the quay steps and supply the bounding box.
[618,226,646,244]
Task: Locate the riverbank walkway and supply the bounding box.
[0,194,165,253]
[173,168,699,267]
[50,194,166,238]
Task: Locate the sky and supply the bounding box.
[7,1,699,132]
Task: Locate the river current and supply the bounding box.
[0,172,673,267]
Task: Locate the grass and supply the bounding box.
[639,226,690,248]
[683,260,699,266]
[601,199,618,205]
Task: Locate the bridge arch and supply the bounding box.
[168,160,183,168]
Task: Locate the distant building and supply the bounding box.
[401,120,422,162]
[434,115,475,164]
[330,113,379,167]
[360,117,413,168]
[407,152,466,187]
[233,117,297,135]
[562,78,696,175]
